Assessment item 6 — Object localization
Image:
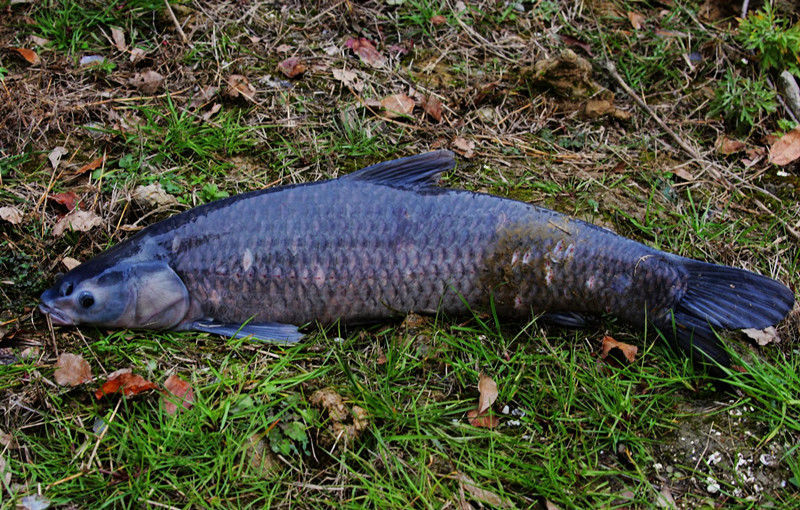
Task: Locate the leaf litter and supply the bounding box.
[53,353,92,386]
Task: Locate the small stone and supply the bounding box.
[501,405,510,415]
[706,478,720,494]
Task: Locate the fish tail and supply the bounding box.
[664,258,795,366]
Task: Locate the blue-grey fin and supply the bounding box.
[542,312,591,328]
[341,150,455,189]
[190,320,304,343]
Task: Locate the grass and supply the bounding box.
[1,0,799,508]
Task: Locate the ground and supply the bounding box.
[1,0,799,508]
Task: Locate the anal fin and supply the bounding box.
[542,312,592,328]
[191,320,304,343]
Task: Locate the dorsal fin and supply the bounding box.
[341,150,455,189]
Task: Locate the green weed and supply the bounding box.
[709,69,778,132]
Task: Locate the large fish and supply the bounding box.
[39,151,794,366]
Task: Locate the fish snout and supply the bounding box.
[39,288,75,326]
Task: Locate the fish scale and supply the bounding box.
[39,151,795,368]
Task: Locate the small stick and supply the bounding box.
[164,0,192,47]
[741,0,750,19]
[602,60,724,181]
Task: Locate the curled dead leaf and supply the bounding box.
[48,146,68,170]
[52,210,103,237]
[277,57,306,78]
[48,191,79,211]
[10,47,40,65]
[133,183,178,208]
[768,127,800,166]
[452,137,475,158]
[73,156,106,176]
[380,93,415,118]
[742,326,781,346]
[627,11,646,30]
[226,74,256,101]
[477,373,498,414]
[345,37,385,68]
[430,14,447,25]
[0,206,23,224]
[129,70,164,94]
[61,256,80,271]
[54,353,92,386]
[110,26,126,51]
[467,408,500,428]
[95,369,157,399]
[600,335,638,363]
[716,135,747,155]
[455,472,513,508]
[423,95,443,123]
[332,68,363,92]
[162,374,195,415]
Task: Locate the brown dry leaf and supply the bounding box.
[0,430,18,449]
[0,206,23,224]
[768,127,800,166]
[309,388,370,447]
[600,335,638,363]
[423,95,443,123]
[742,326,781,346]
[162,374,195,415]
[129,47,147,63]
[61,256,80,271]
[129,70,164,94]
[202,103,222,122]
[226,74,256,101]
[95,369,157,399]
[477,373,498,414]
[275,44,292,53]
[10,47,40,64]
[545,501,562,510]
[0,454,9,492]
[455,472,513,508]
[277,57,306,78]
[716,135,746,155]
[672,166,695,181]
[54,353,92,386]
[559,34,593,55]
[49,191,79,211]
[29,35,50,47]
[627,11,646,30]
[430,14,447,25]
[133,183,178,208]
[73,155,106,176]
[332,68,363,92]
[345,37,386,68]
[52,210,103,237]
[380,93,415,118]
[452,137,475,158]
[110,26,126,51]
[466,408,500,428]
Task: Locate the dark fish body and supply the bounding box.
[40,151,795,366]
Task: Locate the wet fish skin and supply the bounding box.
[39,151,795,366]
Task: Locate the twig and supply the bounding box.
[602,60,724,182]
[741,0,751,19]
[776,72,800,123]
[164,0,192,47]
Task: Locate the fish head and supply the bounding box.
[40,260,190,330]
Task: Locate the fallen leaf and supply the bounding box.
[226,74,256,101]
[0,206,23,224]
[61,256,80,271]
[48,146,68,170]
[430,14,447,25]
[54,353,92,386]
[110,26,126,51]
[162,374,195,415]
[600,335,638,363]
[455,472,512,508]
[477,373,498,414]
[0,430,17,449]
[423,95,443,122]
[380,93,415,118]
[768,127,800,166]
[742,326,781,346]
[95,369,157,399]
[202,103,222,121]
[275,44,292,53]
[52,210,103,237]
[277,57,306,78]
[627,11,646,30]
[129,70,164,94]
[671,166,695,181]
[467,408,500,428]
[545,501,562,510]
[129,47,147,64]
[73,156,106,176]
[132,183,178,208]
[10,47,39,64]
[715,135,746,155]
[655,485,676,508]
[345,37,386,68]
[29,35,50,47]
[49,191,79,211]
[332,68,363,91]
[452,137,475,158]
[559,34,593,55]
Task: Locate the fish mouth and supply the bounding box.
[38,303,74,326]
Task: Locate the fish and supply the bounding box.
[39,150,795,367]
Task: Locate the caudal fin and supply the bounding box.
[666,258,795,366]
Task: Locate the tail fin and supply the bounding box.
[665,258,795,366]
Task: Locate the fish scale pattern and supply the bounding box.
[149,177,689,329]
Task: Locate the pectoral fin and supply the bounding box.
[190,320,304,343]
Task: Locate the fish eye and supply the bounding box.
[61,282,74,296]
[78,292,95,309]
